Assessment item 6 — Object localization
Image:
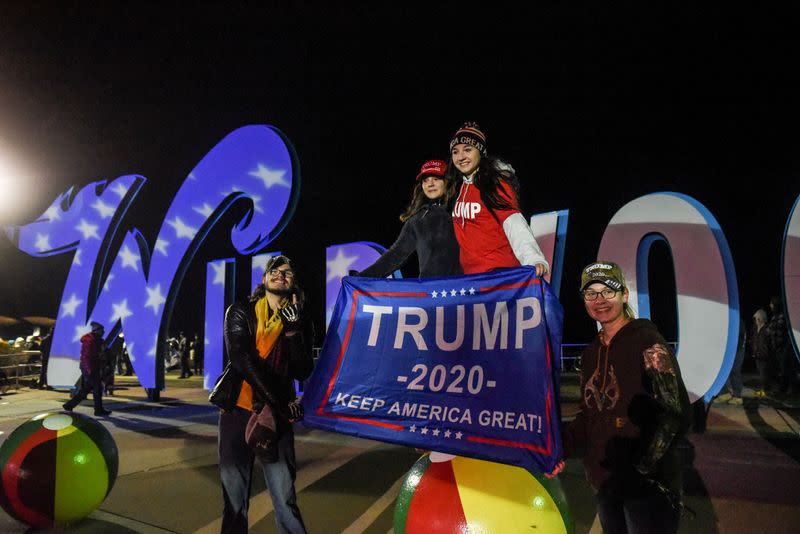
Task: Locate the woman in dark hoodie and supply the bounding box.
[359,159,462,278]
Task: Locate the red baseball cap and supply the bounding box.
[415,159,447,181]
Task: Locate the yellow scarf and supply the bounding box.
[235,295,286,410]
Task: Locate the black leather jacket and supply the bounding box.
[221,297,314,415]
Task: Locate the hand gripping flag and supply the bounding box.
[301,267,564,473]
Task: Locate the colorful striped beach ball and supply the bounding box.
[0,412,118,528]
[394,453,571,534]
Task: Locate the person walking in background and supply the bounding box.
[359,159,462,278]
[36,326,53,389]
[447,121,549,276]
[178,331,192,378]
[562,262,691,534]
[192,333,203,375]
[716,317,746,405]
[63,321,112,417]
[751,309,771,398]
[767,296,799,399]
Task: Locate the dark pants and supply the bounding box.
[218,408,306,534]
[756,360,770,392]
[63,370,105,412]
[726,346,745,397]
[180,350,192,378]
[596,483,680,534]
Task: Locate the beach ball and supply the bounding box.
[0,412,118,528]
[394,453,571,534]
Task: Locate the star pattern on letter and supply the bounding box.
[119,244,141,271]
[144,284,166,315]
[326,248,358,282]
[167,216,198,239]
[125,342,135,362]
[72,249,82,266]
[43,205,62,221]
[73,323,92,342]
[60,293,83,318]
[75,218,100,240]
[92,199,115,218]
[193,203,215,218]
[154,238,170,256]
[111,299,133,322]
[34,233,51,252]
[111,182,129,198]
[103,273,115,292]
[249,163,289,189]
[211,261,227,285]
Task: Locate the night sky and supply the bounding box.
[1,3,797,345]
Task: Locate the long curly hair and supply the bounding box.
[399,176,458,222]
[445,154,522,218]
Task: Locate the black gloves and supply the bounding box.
[278,303,302,333]
[287,399,304,422]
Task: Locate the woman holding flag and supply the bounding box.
[359,159,462,278]
[447,121,549,276]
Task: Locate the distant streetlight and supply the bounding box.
[0,148,33,224]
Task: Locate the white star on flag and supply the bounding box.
[92,199,115,218]
[211,261,227,285]
[119,244,141,271]
[455,431,463,439]
[73,323,92,342]
[60,293,83,318]
[421,427,429,435]
[440,289,447,297]
[431,290,438,298]
[450,289,457,296]
[75,218,100,240]
[144,284,166,314]
[409,425,417,432]
[111,299,133,322]
[460,288,466,296]
[111,182,129,198]
[154,238,170,256]
[432,428,440,436]
[167,216,198,239]
[249,163,289,189]
[193,203,215,217]
[34,233,51,252]
[469,287,476,295]
[43,205,62,221]
[326,248,358,282]
[444,430,452,438]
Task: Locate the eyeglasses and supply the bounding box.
[267,268,294,279]
[582,288,618,301]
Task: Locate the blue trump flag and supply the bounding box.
[301,267,564,473]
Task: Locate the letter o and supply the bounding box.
[597,192,739,402]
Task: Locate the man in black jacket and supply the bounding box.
[213,255,314,534]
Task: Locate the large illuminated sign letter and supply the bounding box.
[784,194,800,360]
[325,242,397,328]
[7,125,300,392]
[597,193,738,402]
[529,209,569,296]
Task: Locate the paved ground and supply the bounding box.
[1,372,798,533]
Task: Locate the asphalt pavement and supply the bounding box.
[0,372,798,533]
